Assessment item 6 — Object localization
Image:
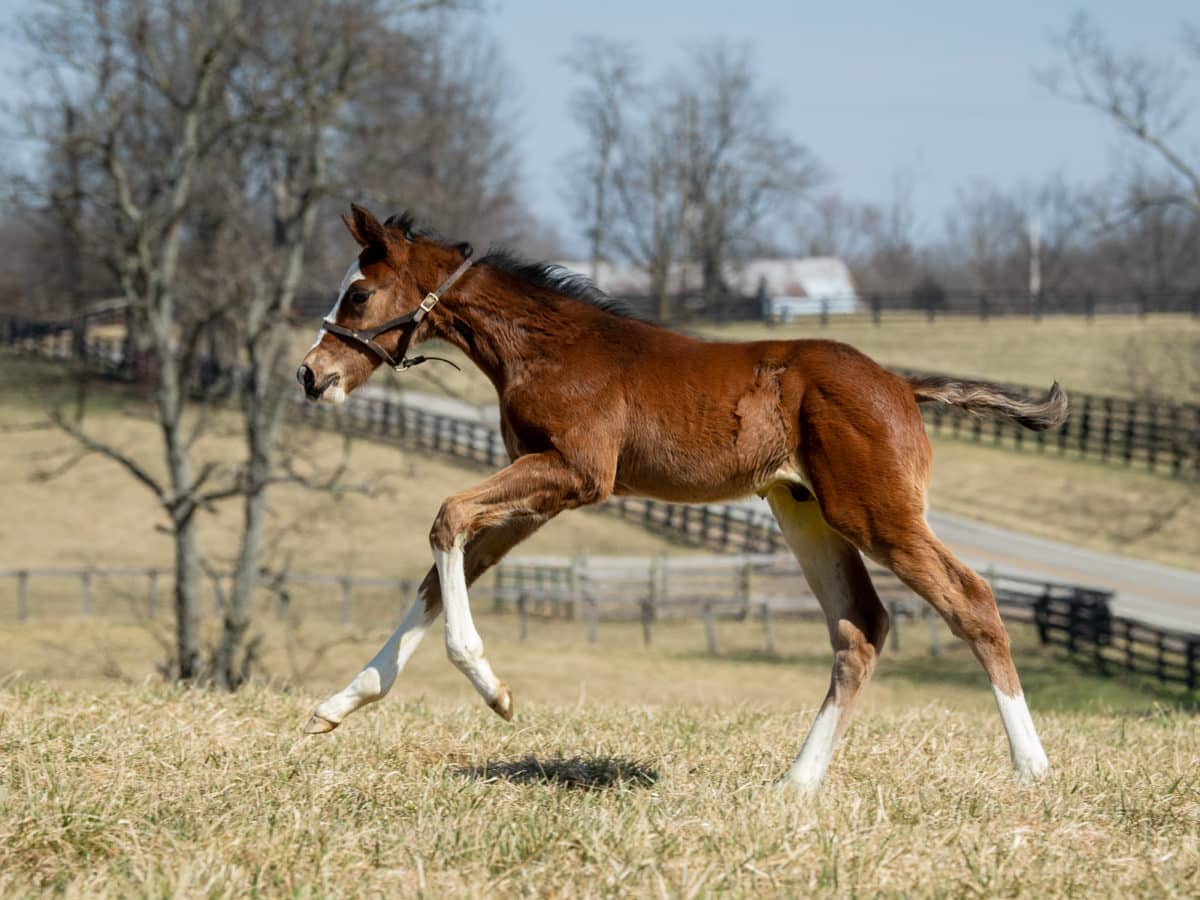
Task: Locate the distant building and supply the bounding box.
[555,257,859,320]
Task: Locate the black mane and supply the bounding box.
[479,250,653,324]
[384,209,651,324]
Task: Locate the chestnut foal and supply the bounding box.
[297,205,1067,792]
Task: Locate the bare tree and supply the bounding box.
[1042,12,1200,217]
[564,40,820,320]
[794,193,882,263]
[15,0,481,686]
[563,36,640,280]
[671,43,822,310]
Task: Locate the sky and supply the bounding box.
[481,0,1199,250]
[1,1,1195,253]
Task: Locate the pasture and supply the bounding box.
[1,317,1197,897]
[0,614,1197,897]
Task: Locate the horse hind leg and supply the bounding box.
[765,484,890,794]
[875,521,1049,781]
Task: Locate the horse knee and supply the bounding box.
[430,499,469,551]
[445,630,483,669]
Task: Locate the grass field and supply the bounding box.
[0,615,1196,897]
[3,334,1197,897]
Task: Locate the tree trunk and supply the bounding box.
[173,513,204,680]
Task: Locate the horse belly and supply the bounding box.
[615,410,801,503]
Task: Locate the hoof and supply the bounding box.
[489,684,513,722]
[303,714,339,734]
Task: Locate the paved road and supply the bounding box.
[928,510,1198,632]
[362,386,1199,632]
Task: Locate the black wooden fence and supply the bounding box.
[5,561,1195,690]
[899,368,1199,480]
[489,557,1199,690]
[5,312,1196,481]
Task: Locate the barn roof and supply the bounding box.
[554,257,857,299]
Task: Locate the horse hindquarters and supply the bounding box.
[798,385,1049,782]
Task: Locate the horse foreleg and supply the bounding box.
[304,518,545,733]
[430,451,610,719]
[305,571,442,733]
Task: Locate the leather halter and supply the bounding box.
[321,248,474,371]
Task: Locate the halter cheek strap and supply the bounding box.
[321,248,474,371]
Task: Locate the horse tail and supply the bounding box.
[907,375,1069,431]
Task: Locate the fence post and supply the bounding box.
[704,600,718,655]
[643,557,659,646]
[517,593,528,641]
[569,550,587,622]
[926,606,942,656]
[738,558,752,618]
[586,594,598,645]
[17,570,29,622]
[80,570,92,616]
[978,293,989,322]
[1122,401,1135,466]
[761,600,775,655]
[494,566,506,613]
[1084,291,1095,322]
[888,600,900,653]
[871,293,882,326]
[1187,639,1198,691]
[339,577,352,625]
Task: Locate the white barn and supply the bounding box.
[556,257,859,320]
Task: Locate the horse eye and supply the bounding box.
[348,290,371,306]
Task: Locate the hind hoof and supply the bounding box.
[489,685,513,722]
[303,714,339,734]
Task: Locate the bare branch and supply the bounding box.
[48,407,168,504]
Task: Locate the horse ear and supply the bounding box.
[343,203,389,248]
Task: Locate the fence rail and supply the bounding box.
[5,313,1196,481]
[487,555,1199,690]
[901,368,1200,479]
[3,555,1195,690]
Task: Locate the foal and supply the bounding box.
[297,205,1067,792]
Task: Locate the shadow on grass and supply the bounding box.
[454,755,659,791]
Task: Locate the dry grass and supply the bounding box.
[0,360,689,580]
[0,612,1196,897]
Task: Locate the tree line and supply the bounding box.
[0,3,1195,689]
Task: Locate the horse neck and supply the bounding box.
[429,267,585,388]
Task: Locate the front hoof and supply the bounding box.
[489,684,513,722]
[303,714,339,734]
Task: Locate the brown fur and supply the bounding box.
[301,205,1068,774]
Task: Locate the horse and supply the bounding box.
[295,204,1068,793]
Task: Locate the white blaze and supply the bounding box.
[308,259,366,351]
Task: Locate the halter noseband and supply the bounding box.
[321,248,474,371]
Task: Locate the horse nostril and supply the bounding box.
[297,364,315,391]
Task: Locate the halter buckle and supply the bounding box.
[419,292,439,313]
